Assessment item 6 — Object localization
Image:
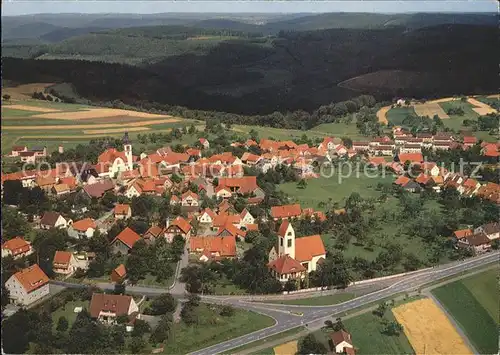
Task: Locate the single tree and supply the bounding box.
[56,316,69,332]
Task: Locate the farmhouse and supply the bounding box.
[143,225,164,244]
[474,222,500,241]
[5,264,50,306]
[456,232,491,253]
[2,237,33,259]
[181,191,199,207]
[83,179,114,198]
[198,208,217,224]
[89,293,139,325]
[330,330,355,354]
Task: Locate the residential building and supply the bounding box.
[69,218,96,239]
[474,222,500,241]
[271,204,302,221]
[111,227,142,254]
[83,179,114,198]
[198,208,216,224]
[181,191,199,207]
[52,251,79,276]
[2,237,33,259]
[330,330,355,354]
[199,138,210,149]
[114,204,131,220]
[40,212,70,229]
[111,264,127,283]
[143,226,164,244]
[5,264,50,306]
[239,209,255,226]
[189,235,237,262]
[89,293,139,325]
[164,217,192,242]
[457,232,491,253]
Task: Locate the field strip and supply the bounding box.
[467,97,497,115]
[2,118,181,130]
[427,97,455,104]
[32,108,174,120]
[84,127,150,134]
[486,94,500,99]
[392,298,473,355]
[414,102,450,119]
[376,105,390,124]
[3,104,61,113]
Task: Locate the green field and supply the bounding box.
[431,268,499,354]
[279,170,394,210]
[162,304,275,354]
[438,100,479,130]
[265,292,355,306]
[386,107,416,125]
[309,122,366,139]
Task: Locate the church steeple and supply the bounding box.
[123,132,133,170]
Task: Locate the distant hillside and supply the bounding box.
[40,26,107,42]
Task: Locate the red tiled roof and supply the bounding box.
[213,213,240,227]
[72,218,96,231]
[463,136,477,144]
[200,208,217,220]
[12,264,49,293]
[53,250,72,266]
[394,176,411,186]
[114,204,130,215]
[170,216,192,234]
[268,255,306,274]
[218,176,258,194]
[295,235,326,262]
[114,264,127,278]
[453,229,472,239]
[216,223,247,238]
[2,237,31,256]
[398,153,423,164]
[89,293,133,318]
[182,190,199,200]
[190,236,236,258]
[271,204,302,219]
[112,227,141,249]
[330,330,353,346]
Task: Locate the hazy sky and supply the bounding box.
[2,0,497,16]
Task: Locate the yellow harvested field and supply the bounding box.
[414,102,450,119]
[84,127,150,134]
[2,118,180,130]
[376,105,390,124]
[3,105,61,113]
[467,97,497,115]
[392,298,473,355]
[427,97,456,104]
[273,340,297,355]
[486,94,500,99]
[32,108,174,120]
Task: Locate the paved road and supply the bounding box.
[51,252,499,355]
[188,252,499,355]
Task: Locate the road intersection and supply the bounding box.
[51,251,499,355]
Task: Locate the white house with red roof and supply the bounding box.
[52,251,80,276]
[199,138,210,149]
[5,264,50,306]
[239,209,255,226]
[111,227,142,254]
[68,218,96,239]
[2,237,33,259]
[268,221,326,282]
[181,191,199,207]
[198,208,216,224]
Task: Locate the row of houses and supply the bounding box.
[452,222,500,253]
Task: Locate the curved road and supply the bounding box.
[51,252,499,354]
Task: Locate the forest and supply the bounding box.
[3,23,498,115]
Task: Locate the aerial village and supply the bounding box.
[1,126,499,325]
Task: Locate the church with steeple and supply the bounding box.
[268,220,326,283]
[96,132,135,177]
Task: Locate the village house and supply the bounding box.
[462,136,477,148]
[68,218,97,239]
[111,264,127,283]
[19,151,37,164]
[268,221,326,282]
[36,176,57,193]
[143,226,164,244]
[114,204,131,220]
[216,222,247,240]
[5,264,50,306]
[239,209,255,226]
[199,138,210,149]
[83,179,115,198]
[40,212,71,229]
[271,204,302,221]
[397,153,423,165]
[52,183,71,196]
[181,191,199,207]
[216,176,263,198]
[330,330,355,355]
[89,293,139,325]
[10,145,28,157]
[111,227,142,254]
[198,208,217,225]
[52,251,80,276]
[189,235,237,262]
[1,170,37,188]
[399,144,422,154]
[394,176,421,193]
[351,142,370,152]
[372,145,394,156]
[170,195,180,205]
[241,152,262,166]
[164,216,192,242]
[456,232,491,253]
[474,222,500,241]
[2,237,34,259]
